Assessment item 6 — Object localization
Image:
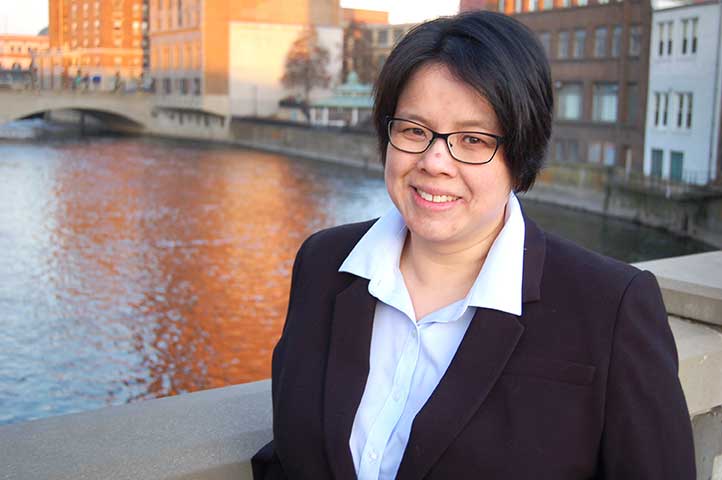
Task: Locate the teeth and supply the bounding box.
[417,188,458,203]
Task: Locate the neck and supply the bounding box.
[400,211,506,294]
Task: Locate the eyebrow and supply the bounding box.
[397,112,498,133]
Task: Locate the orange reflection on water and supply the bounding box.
[45,139,329,402]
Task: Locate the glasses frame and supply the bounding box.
[386,116,504,165]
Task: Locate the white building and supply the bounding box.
[644,0,722,185]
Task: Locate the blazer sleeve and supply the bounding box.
[598,270,695,479]
[251,236,312,480]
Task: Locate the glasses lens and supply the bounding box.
[388,119,431,153]
[448,132,499,164]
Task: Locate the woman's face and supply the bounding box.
[384,63,514,251]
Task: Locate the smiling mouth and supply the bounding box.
[415,187,460,203]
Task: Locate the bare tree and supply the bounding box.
[342,21,375,85]
[281,26,331,113]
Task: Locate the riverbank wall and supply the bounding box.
[1,251,721,480]
[218,118,722,249]
[23,113,722,248]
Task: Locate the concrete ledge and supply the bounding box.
[636,252,722,327]
[0,380,272,480]
[672,317,722,416]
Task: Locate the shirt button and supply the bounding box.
[368,450,378,462]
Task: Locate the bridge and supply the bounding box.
[0,89,229,136]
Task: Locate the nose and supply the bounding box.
[418,137,457,176]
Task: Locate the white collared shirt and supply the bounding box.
[339,192,526,480]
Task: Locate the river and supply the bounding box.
[0,134,712,425]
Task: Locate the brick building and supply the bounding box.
[0,34,49,71]
[341,8,414,86]
[39,0,149,90]
[460,0,652,173]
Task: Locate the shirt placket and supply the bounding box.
[357,321,421,480]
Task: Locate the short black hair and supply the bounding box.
[373,11,553,192]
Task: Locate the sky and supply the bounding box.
[0,0,460,35]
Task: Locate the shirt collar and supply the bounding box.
[339,192,526,317]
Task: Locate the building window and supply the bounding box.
[670,151,684,181]
[178,0,183,27]
[592,82,618,122]
[573,29,586,58]
[626,83,639,125]
[554,140,580,163]
[675,92,693,129]
[594,27,608,57]
[577,0,588,5]
[676,93,684,128]
[611,25,622,57]
[682,18,699,54]
[543,0,553,9]
[588,142,602,163]
[657,21,673,56]
[567,140,580,162]
[603,142,616,166]
[163,77,171,94]
[394,29,403,42]
[557,82,583,120]
[539,32,551,57]
[555,140,565,162]
[653,92,660,126]
[377,29,388,46]
[529,0,538,11]
[499,0,506,12]
[558,31,570,59]
[651,149,663,178]
[629,25,641,56]
[515,0,522,12]
[561,0,571,7]
[653,91,670,127]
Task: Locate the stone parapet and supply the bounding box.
[637,251,722,327]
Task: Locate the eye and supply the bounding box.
[461,134,492,147]
[399,126,429,141]
[404,127,427,137]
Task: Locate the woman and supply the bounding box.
[253,11,695,479]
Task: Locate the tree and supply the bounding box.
[281,26,331,112]
[342,21,375,85]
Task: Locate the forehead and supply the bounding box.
[395,63,499,132]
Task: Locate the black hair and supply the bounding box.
[373,11,553,192]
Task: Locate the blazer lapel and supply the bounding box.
[323,276,376,480]
[395,307,525,480]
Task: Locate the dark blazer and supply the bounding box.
[252,216,695,479]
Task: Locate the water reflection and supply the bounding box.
[0,136,712,425]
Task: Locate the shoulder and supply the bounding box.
[296,219,378,273]
[540,229,650,302]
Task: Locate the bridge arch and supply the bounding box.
[0,91,152,131]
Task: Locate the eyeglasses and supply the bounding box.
[386,116,504,165]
